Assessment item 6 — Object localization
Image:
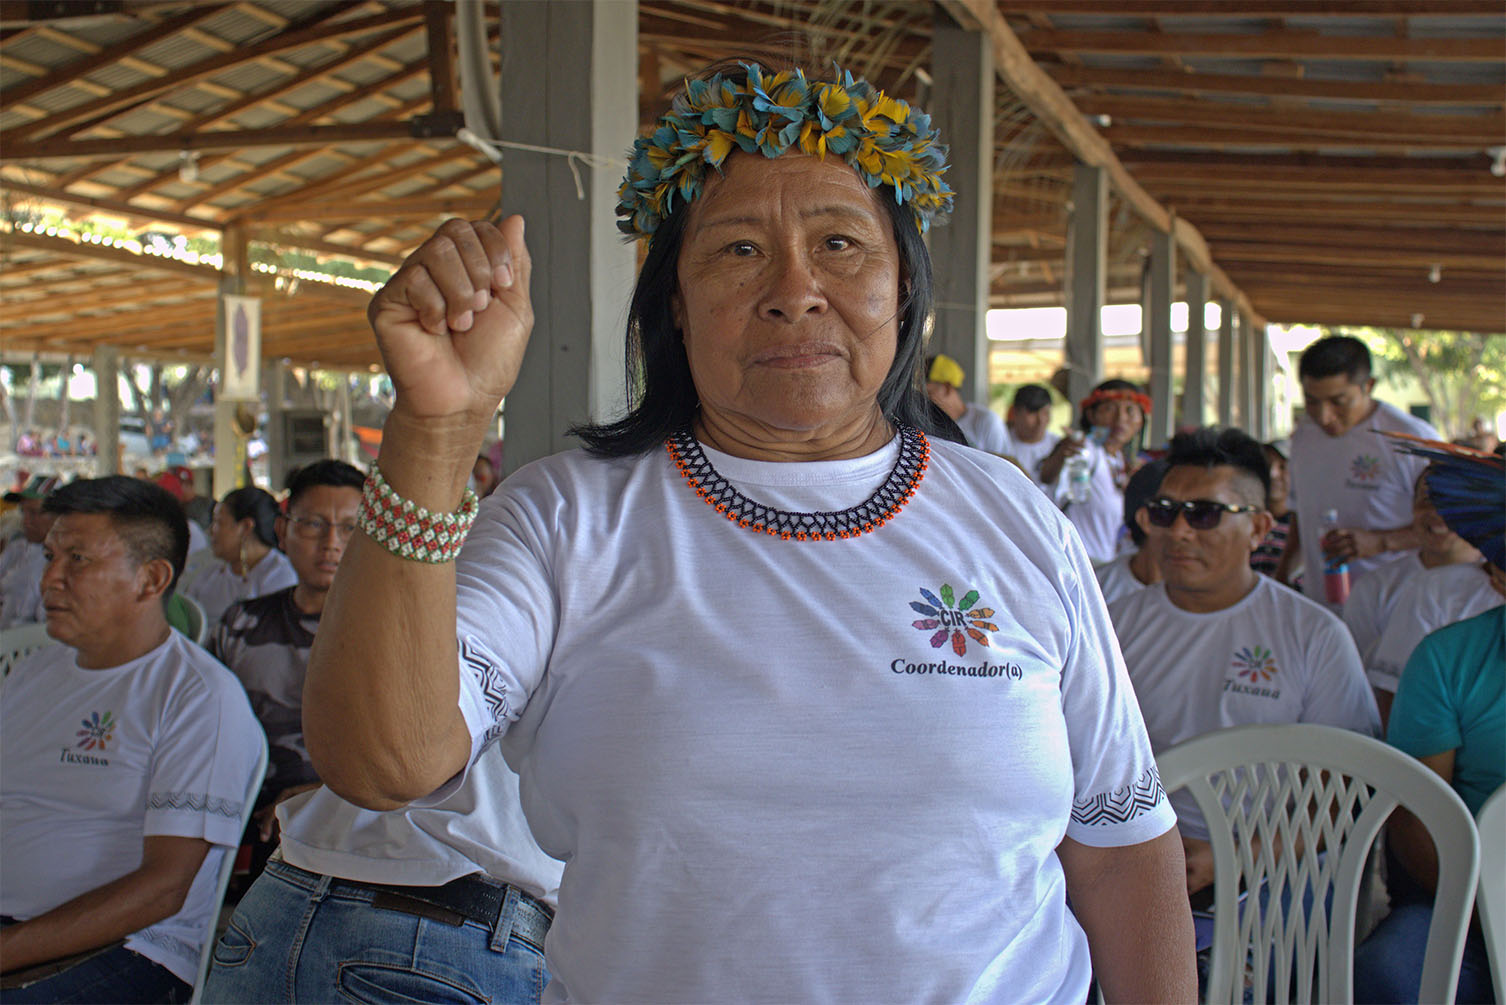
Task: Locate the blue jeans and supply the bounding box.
[1353,902,1495,1004]
[201,859,550,1005]
[0,942,188,1004]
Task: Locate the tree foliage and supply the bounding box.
[1327,328,1506,440]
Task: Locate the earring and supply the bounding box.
[238,535,249,577]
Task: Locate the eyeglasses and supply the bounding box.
[1144,498,1260,530]
[284,515,359,540]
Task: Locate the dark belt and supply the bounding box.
[327,872,553,951]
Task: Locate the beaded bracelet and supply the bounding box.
[357,466,479,563]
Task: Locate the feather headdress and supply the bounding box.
[617,62,953,240]
[1382,429,1505,569]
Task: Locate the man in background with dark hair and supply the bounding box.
[0,476,263,1003]
[1107,428,1377,901]
[0,475,58,630]
[1094,460,1167,606]
[999,383,1060,487]
[209,459,365,877]
[1289,335,1437,609]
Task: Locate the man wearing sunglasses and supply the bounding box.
[1107,427,1379,900]
[208,458,365,878]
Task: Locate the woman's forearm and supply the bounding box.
[1059,829,1197,1003]
[303,412,484,809]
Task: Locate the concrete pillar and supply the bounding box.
[214,223,249,497]
[1253,324,1270,441]
[929,15,994,406]
[335,373,354,463]
[1145,229,1175,447]
[264,360,289,491]
[498,0,637,475]
[1182,270,1208,430]
[1064,164,1107,409]
[1237,312,1255,433]
[1217,298,1235,427]
[91,346,120,476]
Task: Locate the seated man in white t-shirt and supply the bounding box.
[923,353,1008,455]
[1109,427,1380,899]
[0,475,264,1004]
[1094,459,1167,607]
[999,383,1061,487]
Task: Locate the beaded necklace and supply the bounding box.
[664,425,930,541]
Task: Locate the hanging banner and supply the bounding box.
[220,295,261,401]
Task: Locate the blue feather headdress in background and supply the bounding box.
[1383,430,1505,570]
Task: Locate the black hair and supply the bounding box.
[1123,459,1169,548]
[572,67,959,456]
[1298,335,1371,384]
[43,475,189,591]
[1165,426,1271,508]
[1011,384,1051,412]
[220,486,280,548]
[285,459,365,510]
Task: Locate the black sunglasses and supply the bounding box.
[1144,498,1260,530]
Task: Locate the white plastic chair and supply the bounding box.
[1158,723,1480,1005]
[189,733,267,1004]
[0,621,55,678]
[1476,786,1506,1003]
[178,592,209,645]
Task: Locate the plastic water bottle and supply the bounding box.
[1066,432,1092,504]
[1321,508,1351,605]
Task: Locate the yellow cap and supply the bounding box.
[927,354,965,388]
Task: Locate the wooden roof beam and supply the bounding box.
[0,179,223,232]
[0,228,225,282]
[7,4,418,144]
[942,0,1263,325]
[1,119,448,162]
[1048,64,1506,106]
[0,4,231,113]
[1018,28,1504,62]
[1102,123,1501,150]
[1077,95,1506,145]
[1000,2,1503,13]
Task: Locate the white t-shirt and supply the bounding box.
[0,632,264,984]
[185,549,298,629]
[955,403,1009,455]
[1342,554,1424,667]
[1110,577,1380,841]
[277,746,564,901]
[1052,438,1128,563]
[0,539,46,629]
[1001,427,1061,488]
[186,520,209,557]
[1095,551,1149,608]
[442,433,1174,1004]
[1367,563,1503,693]
[1288,401,1437,607]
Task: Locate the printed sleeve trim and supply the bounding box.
[133,927,199,960]
[146,790,244,820]
[462,634,515,725]
[1071,766,1167,827]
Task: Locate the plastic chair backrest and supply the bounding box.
[188,733,267,1004]
[1476,786,1506,1003]
[1158,723,1480,1005]
[179,593,208,645]
[1,622,55,678]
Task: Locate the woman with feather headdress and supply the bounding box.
[251,61,1195,1003]
[1355,437,1504,1004]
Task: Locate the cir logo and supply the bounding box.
[1350,455,1381,481]
[1232,646,1278,683]
[76,710,116,752]
[909,583,998,657]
